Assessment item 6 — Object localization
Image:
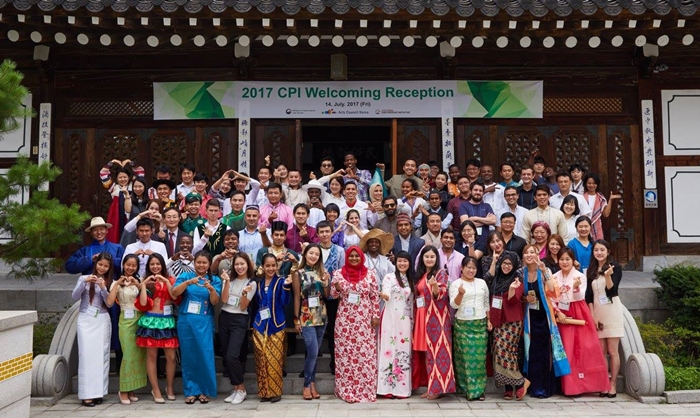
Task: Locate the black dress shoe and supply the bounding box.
[270,396,282,403]
[260,397,271,402]
[298,371,305,378]
[607,392,617,398]
[94,398,103,405]
[81,400,95,407]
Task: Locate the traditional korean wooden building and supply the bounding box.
[2,0,700,267]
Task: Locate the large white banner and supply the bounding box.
[154,80,543,120]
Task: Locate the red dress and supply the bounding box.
[554,269,611,395]
[411,271,456,396]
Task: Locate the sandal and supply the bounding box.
[185,396,197,404]
[477,394,486,401]
[198,394,210,404]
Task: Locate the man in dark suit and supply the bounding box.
[390,213,425,263]
[158,207,187,258]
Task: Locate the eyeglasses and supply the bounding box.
[383,203,396,208]
[321,164,333,168]
[501,262,513,266]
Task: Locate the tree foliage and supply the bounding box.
[0,60,32,134]
[0,60,89,279]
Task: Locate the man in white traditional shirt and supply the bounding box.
[340,181,369,229]
[480,164,506,214]
[549,171,592,217]
[521,184,567,242]
[496,186,528,238]
[124,218,168,278]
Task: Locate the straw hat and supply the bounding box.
[359,228,395,255]
[85,216,112,232]
[302,179,327,199]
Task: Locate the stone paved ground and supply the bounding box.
[30,394,700,418]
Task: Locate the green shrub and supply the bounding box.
[637,320,689,367]
[654,264,700,329]
[654,264,700,360]
[33,322,57,357]
[665,367,700,391]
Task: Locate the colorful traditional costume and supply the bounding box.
[175,272,222,398]
[412,269,456,397]
[331,247,380,403]
[253,274,291,399]
[522,267,570,398]
[377,272,412,398]
[553,268,611,396]
[134,276,180,348]
[449,277,490,399]
[72,275,111,401]
[110,281,147,392]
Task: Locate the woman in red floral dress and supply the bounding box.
[330,245,380,403]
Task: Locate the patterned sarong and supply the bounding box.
[453,318,488,399]
[253,329,285,398]
[493,320,525,388]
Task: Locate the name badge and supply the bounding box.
[416,296,425,308]
[228,296,240,308]
[187,301,202,314]
[260,308,271,320]
[599,295,611,305]
[348,293,360,305]
[308,297,320,308]
[559,300,571,311]
[491,297,503,310]
[529,301,540,311]
[124,309,135,319]
[464,306,475,317]
[163,305,173,316]
[86,306,100,317]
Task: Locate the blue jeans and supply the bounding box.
[301,324,326,387]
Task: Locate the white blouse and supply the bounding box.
[449,278,490,321]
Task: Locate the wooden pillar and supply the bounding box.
[391,119,398,175]
[638,78,659,256]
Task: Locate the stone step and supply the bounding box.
[71,373,625,397]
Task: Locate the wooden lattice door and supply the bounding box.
[397,120,439,167]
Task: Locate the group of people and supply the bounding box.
[66,150,626,406]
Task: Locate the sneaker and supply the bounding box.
[224,391,237,403]
[231,390,247,405]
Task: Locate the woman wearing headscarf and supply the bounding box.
[484,251,530,401]
[331,246,380,403]
[412,245,455,400]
